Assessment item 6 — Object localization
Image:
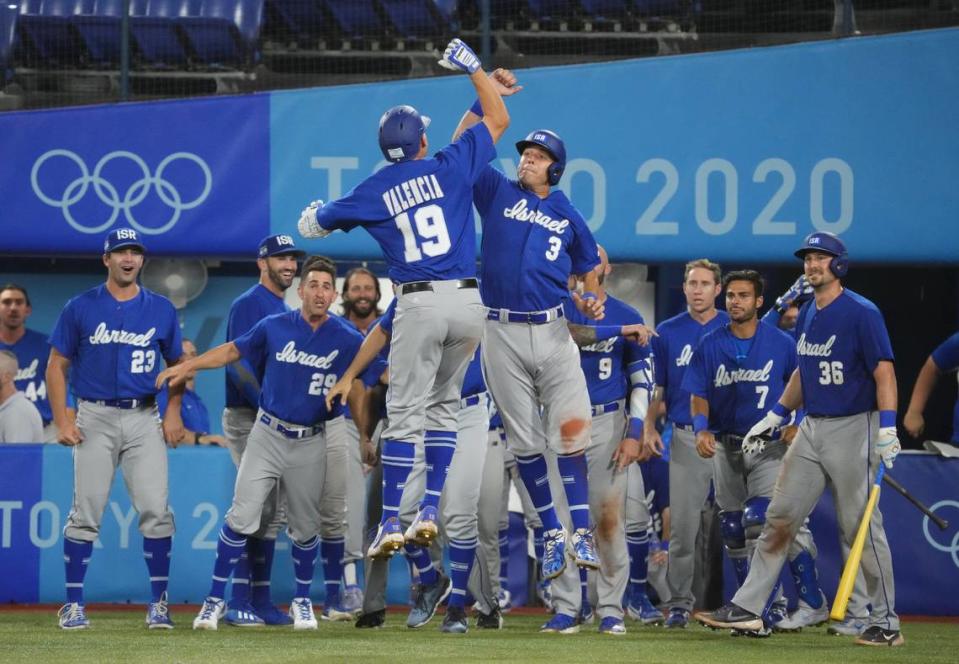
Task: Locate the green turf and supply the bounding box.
[2,610,955,663]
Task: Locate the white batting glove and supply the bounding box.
[776,275,813,311]
[742,409,787,456]
[741,436,768,458]
[297,200,330,239]
[876,427,901,469]
[438,38,481,74]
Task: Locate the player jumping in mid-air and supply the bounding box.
[697,232,903,647]
[47,228,186,630]
[297,38,509,565]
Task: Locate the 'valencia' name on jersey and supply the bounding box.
[88,323,156,348]
[797,333,837,357]
[275,341,340,369]
[713,360,773,386]
[503,199,570,233]
[382,174,445,217]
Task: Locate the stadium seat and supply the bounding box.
[0,3,18,83]
[526,0,576,26]
[69,0,126,67]
[17,0,92,67]
[320,0,384,42]
[379,0,447,40]
[130,0,190,68]
[176,0,264,69]
[264,0,331,43]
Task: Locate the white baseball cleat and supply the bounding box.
[193,597,226,630]
[774,600,829,631]
[289,597,318,630]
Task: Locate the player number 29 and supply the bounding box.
[817,360,844,386]
[394,204,452,263]
[130,350,156,374]
[308,372,337,396]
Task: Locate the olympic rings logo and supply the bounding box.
[923,500,959,569]
[31,149,212,235]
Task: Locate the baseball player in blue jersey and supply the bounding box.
[683,270,828,635]
[0,283,55,440]
[643,259,729,628]
[635,456,670,606]
[449,74,610,638]
[157,339,226,446]
[157,256,368,631]
[298,38,510,560]
[46,228,185,630]
[220,234,304,627]
[545,247,654,634]
[698,232,903,647]
[905,331,959,444]
[0,350,44,441]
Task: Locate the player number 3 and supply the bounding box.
[309,372,337,396]
[817,360,844,386]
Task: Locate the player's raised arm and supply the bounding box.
[438,38,509,143]
[155,342,241,390]
[326,323,389,411]
[46,348,81,446]
[452,68,522,141]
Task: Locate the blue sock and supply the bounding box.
[625,529,649,599]
[497,529,510,588]
[404,542,437,586]
[447,537,477,609]
[321,537,345,606]
[579,567,589,606]
[422,430,456,510]
[789,550,824,608]
[250,537,277,607]
[210,524,247,600]
[556,452,590,531]
[229,550,251,606]
[380,440,416,522]
[64,537,93,605]
[291,536,319,599]
[533,526,545,562]
[731,554,750,587]
[513,454,561,531]
[143,536,172,602]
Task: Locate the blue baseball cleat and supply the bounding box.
[340,584,364,617]
[626,594,664,625]
[540,613,580,634]
[224,600,264,627]
[541,528,568,580]
[599,616,627,635]
[407,573,451,628]
[664,607,690,629]
[146,591,174,629]
[58,603,89,630]
[367,516,405,559]
[251,602,293,626]
[570,528,600,570]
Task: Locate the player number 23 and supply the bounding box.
[817,360,844,386]
[394,204,452,263]
[308,372,337,396]
[130,350,156,374]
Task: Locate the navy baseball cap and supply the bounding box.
[258,234,306,259]
[104,227,146,253]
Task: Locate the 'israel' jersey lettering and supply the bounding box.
[795,289,894,417]
[0,328,52,422]
[15,358,38,381]
[652,310,730,425]
[88,323,157,347]
[502,199,570,233]
[382,174,445,216]
[315,124,495,284]
[49,285,182,401]
[682,322,797,435]
[274,342,340,369]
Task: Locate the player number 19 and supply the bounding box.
[394,204,452,263]
[818,360,844,386]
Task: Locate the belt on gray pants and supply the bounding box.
[81,397,155,410]
[397,278,478,295]
[673,423,694,432]
[460,392,487,409]
[486,305,564,324]
[591,401,621,417]
[718,433,746,448]
[259,412,324,440]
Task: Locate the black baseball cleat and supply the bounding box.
[695,603,763,632]
[475,605,503,630]
[355,609,386,628]
[855,626,904,647]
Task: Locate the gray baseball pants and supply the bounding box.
[222,407,284,539]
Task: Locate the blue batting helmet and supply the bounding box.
[516,129,566,186]
[794,231,849,278]
[378,105,431,163]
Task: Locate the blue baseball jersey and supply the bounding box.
[795,289,894,417]
[316,124,495,284]
[682,321,798,435]
[0,328,52,422]
[564,294,649,405]
[378,299,485,398]
[929,331,959,443]
[473,167,600,311]
[225,284,290,409]
[651,310,730,425]
[640,457,670,538]
[49,286,182,400]
[157,386,210,434]
[234,311,364,426]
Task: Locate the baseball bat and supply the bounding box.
[830,464,885,622]
[882,473,949,531]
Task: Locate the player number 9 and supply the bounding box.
[309,372,337,396]
[598,357,612,380]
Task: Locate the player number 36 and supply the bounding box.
[818,360,844,386]
[309,372,337,396]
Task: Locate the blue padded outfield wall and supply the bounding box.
[1,446,957,612]
[1,28,958,263]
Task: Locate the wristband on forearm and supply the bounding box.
[469,98,483,117]
[693,414,709,434]
[879,410,896,428]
